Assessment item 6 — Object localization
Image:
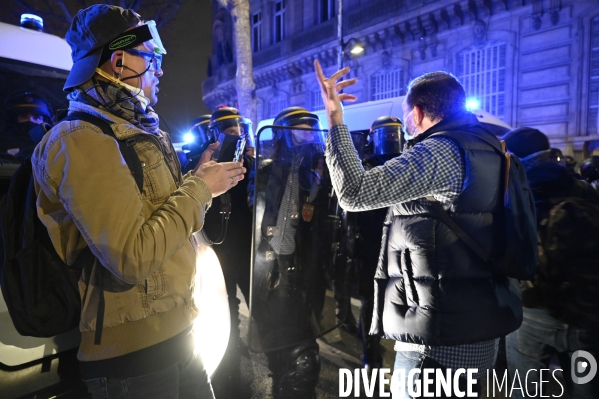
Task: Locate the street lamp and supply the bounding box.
[346,38,364,55]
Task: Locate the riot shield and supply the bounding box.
[249,125,344,353]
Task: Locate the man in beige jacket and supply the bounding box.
[31,5,244,398]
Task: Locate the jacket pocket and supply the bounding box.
[144,268,166,302]
[143,162,176,204]
[135,140,176,204]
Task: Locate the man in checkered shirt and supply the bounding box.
[315,63,524,397]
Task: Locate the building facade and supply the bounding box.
[203,0,599,157]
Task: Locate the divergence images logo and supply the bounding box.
[572,350,597,385]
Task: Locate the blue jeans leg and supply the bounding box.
[393,350,425,399]
[393,351,478,398]
[83,351,214,399]
[506,308,599,399]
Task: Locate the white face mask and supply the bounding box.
[94,67,150,110]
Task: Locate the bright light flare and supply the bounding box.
[465,97,480,111]
[350,44,364,55]
[192,232,230,377]
[183,132,195,144]
[21,13,43,28]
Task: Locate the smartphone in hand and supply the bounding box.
[211,133,239,162]
[211,133,248,163]
[233,137,246,162]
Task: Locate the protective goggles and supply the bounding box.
[124,48,162,71]
[100,21,167,66]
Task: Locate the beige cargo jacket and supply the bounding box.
[31,102,212,361]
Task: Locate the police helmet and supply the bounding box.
[370,116,403,156]
[6,91,53,123]
[564,155,576,169]
[273,107,324,148]
[548,148,563,164]
[210,107,255,148]
[190,114,213,146]
[581,156,599,183]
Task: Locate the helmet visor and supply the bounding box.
[276,125,326,151]
[213,117,255,148]
[372,127,402,155]
[190,121,214,147]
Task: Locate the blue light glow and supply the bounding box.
[183,132,195,144]
[465,97,480,111]
[21,14,43,28]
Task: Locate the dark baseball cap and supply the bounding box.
[63,5,141,91]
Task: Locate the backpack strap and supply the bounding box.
[424,129,508,264]
[60,112,144,345]
[500,140,511,204]
[426,196,491,263]
[63,112,144,193]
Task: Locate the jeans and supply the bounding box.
[83,351,214,399]
[393,351,479,398]
[506,307,599,399]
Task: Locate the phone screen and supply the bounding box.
[212,133,240,162]
[234,137,246,162]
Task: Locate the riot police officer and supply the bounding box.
[355,116,404,369]
[1,91,53,160]
[203,107,255,399]
[581,156,599,191]
[250,106,332,399]
[181,114,213,173]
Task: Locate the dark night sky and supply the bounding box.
[0,0,214,142]
[154,0,213,142]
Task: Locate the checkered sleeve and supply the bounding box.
[325,124,465,211]
[429,339,500,379]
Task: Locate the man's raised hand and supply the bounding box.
[314,60,358,128]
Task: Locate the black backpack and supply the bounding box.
[0,112,143,338]
[428,138,538,281]
[536,196,599,329]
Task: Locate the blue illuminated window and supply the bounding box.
[252,12,262,53]
[589,16,599,136]
[319,0,335,23]
[273,0,285,44]
[371,67,404,101]
[257,98,264,121]
[458,42,506,119]
[269,95,288,118]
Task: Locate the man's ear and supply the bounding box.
[412,105,425,127]
[109,51,124,74]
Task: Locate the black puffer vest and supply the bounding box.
[370,114,522,346]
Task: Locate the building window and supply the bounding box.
[370,67,404,101]
[273,0,285,43]
[458,42,506,119]
[311,89,324,111]
[257,98,264,122]
[252,12,262,53]
[269,95,288,118]
[319,0,335,23]
[589,16,599,136]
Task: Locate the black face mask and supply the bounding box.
[13,121,40,137]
